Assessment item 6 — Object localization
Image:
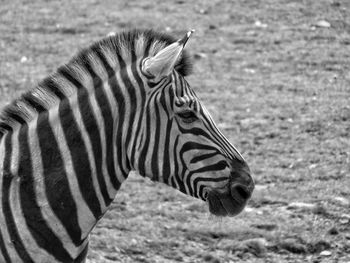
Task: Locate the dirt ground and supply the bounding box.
[1,0,350,262]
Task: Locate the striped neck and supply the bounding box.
[0,29,193,261]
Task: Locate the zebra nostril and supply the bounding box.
[231,170,254,189]
[231,184,252,201]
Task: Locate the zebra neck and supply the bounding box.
[54,59,151,240]
[0,66,142,259]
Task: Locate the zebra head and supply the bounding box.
[133,31,254,217]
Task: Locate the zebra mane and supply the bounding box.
[0,29,193,137]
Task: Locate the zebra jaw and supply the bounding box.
[142,30,194,78]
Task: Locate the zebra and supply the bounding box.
[0,29,254,262]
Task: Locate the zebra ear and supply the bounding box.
[142,30,194,78]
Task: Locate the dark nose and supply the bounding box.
[230,183,253,203]
[229,161,254,202]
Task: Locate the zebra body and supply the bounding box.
[0,29,254,262]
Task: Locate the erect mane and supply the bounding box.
[0,29,193,138]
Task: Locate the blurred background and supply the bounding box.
[1,0,350,262]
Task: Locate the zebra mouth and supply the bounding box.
[206,188,248,217]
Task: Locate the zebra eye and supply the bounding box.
[178,110,197,123]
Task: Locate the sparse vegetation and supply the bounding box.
[1,0,350,262]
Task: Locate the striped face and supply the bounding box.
[135,71,254,217]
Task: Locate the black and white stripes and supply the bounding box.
[0,29,253,262]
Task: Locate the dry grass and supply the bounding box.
[1,0,350,262]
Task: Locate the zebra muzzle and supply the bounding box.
[207,183,252,217]
[230,183,253,203]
